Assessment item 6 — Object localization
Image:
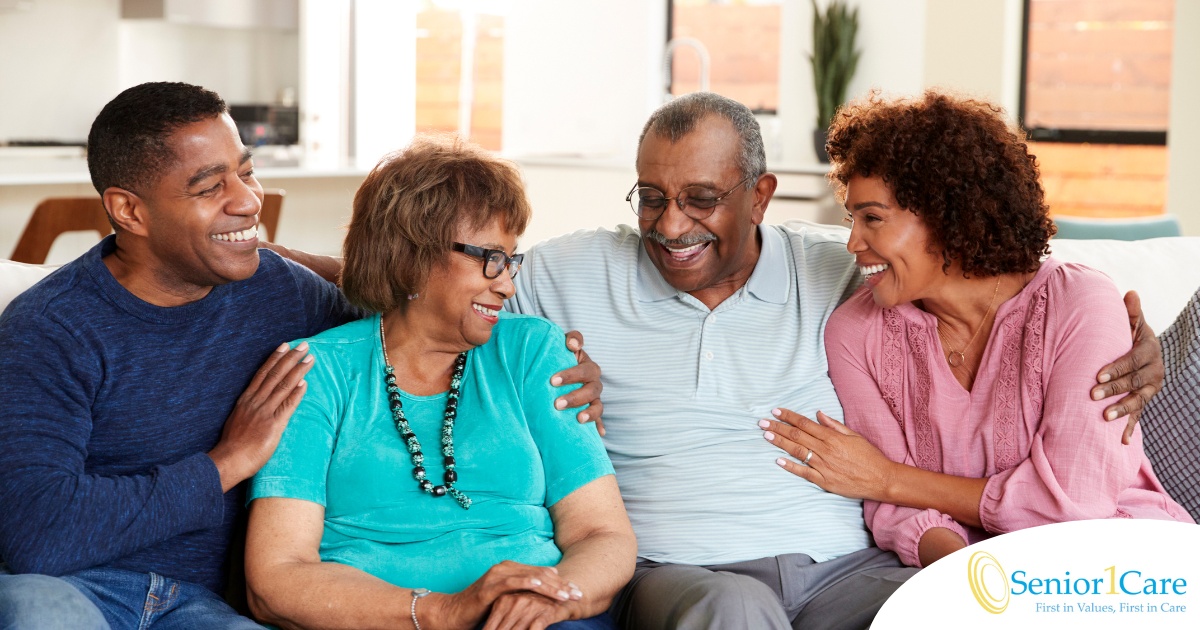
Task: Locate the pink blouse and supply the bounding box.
[825,258,1193,567]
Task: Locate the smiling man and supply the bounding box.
[509,93,915,629]
[0,83,360,629]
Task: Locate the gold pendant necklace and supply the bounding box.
[937,276,1002,368]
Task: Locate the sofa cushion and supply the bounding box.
[0,259,56,314]
[1047,237,1200,335]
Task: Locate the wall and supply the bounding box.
[0,0,298,143]
[0,0,120,142]
[119,21,298,105]
[923,0,1012,106]
[502,0,665,164]
[1167,0,1200,234]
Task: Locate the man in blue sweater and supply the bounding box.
[0,82,600,629]
[0,82,352,629]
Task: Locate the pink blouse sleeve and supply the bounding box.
[979,265,1143,533]
[825,294,970,567]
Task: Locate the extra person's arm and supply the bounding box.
[245,497,589,630]
[1092,291,1165,444]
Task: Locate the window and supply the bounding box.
[668,0,781,112]
[1020,0,1174,218]
[415,1,505,150]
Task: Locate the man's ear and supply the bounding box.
[103,188,149,236]
[750,173,778,225]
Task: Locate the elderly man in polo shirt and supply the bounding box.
[506,92,1164,629]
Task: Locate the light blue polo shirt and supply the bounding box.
[509,223,870,564]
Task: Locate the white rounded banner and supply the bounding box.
[874,519,1200,629]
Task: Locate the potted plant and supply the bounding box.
[809,0,860,162]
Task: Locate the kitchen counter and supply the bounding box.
[0,147,371,186]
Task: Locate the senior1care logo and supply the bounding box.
[873,519,1200,629]
[966,550,1187,615]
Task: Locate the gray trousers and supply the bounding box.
[611,546,917,630]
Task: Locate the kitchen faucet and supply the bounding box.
[662,37,711,102]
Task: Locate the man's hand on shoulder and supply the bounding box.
[1091,291,1165,444]
[551,331,606,436]
[208,342,315,492]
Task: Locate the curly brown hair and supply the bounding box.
[341,135,531,313]
[826,90,1055,277]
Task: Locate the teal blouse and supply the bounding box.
[249,312,614,593]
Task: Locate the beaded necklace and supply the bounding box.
[380,317,472,509]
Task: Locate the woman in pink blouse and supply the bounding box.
[763,91,1192,569]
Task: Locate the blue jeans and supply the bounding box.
[546,614,617,629]
[0,565,260,630]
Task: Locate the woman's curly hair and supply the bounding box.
[826,90,1055,277]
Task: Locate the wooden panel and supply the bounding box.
[1024,0,1174,131]
[1026,56,1171,88]
[1030,141,1167,218]
[1029,0,1174,23]
[1027,26,1173,56]
[671,4,781,111]
[415,7,503,150]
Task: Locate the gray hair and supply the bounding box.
[636,92,766,187]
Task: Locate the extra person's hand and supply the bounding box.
[482,592,576,630]
[761,408,896,502]
[207,342,315,492]
[429,561,583,630]
[551,330,606,436]
[1091,291,1165,444]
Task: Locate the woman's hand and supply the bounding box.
[761,408,897,502]
[428,561,582,629]
[482,592,577,630]
[551,330,606,435]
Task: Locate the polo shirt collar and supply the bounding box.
[635,225,789,304]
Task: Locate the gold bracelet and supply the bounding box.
[410,588,431,630]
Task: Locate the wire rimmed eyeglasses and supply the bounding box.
[625,175,754,221]
[451,242,524,279]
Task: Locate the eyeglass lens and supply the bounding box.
[632,187,724,218]
[484,251,521,279]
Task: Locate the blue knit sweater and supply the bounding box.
[0,236,359,592]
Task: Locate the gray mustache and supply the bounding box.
[646,230,717,247]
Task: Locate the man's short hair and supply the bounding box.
[636,92,766,187]
[341,135,532,313]
[87,82,228,199]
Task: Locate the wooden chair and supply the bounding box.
[9,189,286,264]
[258,189,284,243]
[10,197,111,264]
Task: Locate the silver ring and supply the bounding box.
[803,450,814,465]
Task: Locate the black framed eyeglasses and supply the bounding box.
[451,242,524,279]
[625,175,754,221]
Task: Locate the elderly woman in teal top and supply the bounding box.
[245,137,635,630]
